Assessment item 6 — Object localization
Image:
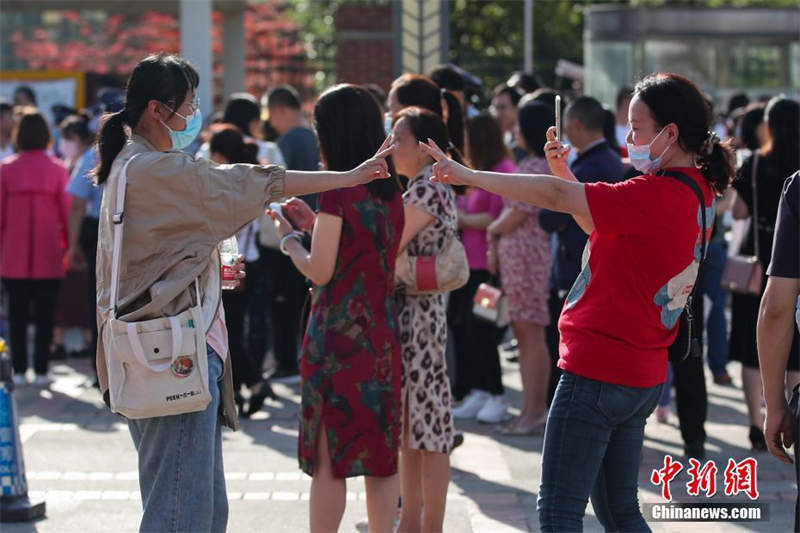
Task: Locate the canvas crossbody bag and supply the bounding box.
[101,155,212,418]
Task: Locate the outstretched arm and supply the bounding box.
[419,139,592,225]
[283,135,394,197]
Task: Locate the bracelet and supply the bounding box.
[279,231,303,255]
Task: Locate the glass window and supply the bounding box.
[584,40,633,110]
[728,44,782,88]
[644,40,716,90]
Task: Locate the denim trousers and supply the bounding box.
[128,346,227,533]
[703,239,729,376]
[538,371,663,532]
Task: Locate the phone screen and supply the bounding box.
[555,95,562,142]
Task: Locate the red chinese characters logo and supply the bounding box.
[651,456,759,501]
[651,454,684,501]
[723,458,759,500]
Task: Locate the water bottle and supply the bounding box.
[219,236,239,291]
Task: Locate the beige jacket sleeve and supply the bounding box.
[129,151,285,244]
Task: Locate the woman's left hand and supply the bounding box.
[347,134,394,186]
[267,208,294,239]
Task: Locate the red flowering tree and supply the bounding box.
[4,2,316,106]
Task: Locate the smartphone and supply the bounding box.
[555,94,562,142]
[268,202,283,217]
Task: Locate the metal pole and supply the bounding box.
[524,0,533,72]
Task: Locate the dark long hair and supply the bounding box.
[739,102,766,152]
[209,124,259,165]
[93,53,199,184]
[394,106,467,193]
[518,101,554,158]
[313,84,400,201]
[634,73,735,195]
[222,94,260,137]
[441,90,464,154]
[762,96,799,179]
[466,112,510,171]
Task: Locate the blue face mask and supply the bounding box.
[161,105,202,151]
[626,127,672,175]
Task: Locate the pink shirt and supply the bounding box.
[459,158,514,270]
[0,151,70,279]
[206,302,228,360]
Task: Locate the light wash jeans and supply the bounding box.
[128,346,227,533]
[538,371,663,532]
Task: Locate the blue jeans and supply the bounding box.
[538,371,663,532]
[658,363,673,407]
[128,346,227,533]
[703,239,729,376]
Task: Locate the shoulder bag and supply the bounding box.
[395,184,469,295]
[721,151,764,295]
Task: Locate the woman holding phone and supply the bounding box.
[419,73,734,531]
[94,54,392,532]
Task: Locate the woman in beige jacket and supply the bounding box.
[94,54,392,533]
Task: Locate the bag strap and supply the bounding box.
[662,170,709,303]
[750,150,760,259]
[109,154,203,319]
[109,155,139,319]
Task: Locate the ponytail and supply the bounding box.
[93,110,127,184]
[697,134,735,196]
[441,90,464,154]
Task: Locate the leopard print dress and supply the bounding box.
[399,169,457,454]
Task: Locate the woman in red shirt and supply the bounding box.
[420,73,735,531]
[0,108,69,385]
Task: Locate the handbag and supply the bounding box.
[101,155,212,419]
[721,150,764,295]
[395,184,469,295]
[472,280,510,327]
[663,171,709,363]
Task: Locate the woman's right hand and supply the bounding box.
[346,134,394,186]
[283,197,316,233]
[544,126,575,181]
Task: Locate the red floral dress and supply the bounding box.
[298,185,404,478]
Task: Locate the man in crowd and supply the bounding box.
[539,95,625,403]
[261,84,320,382]
[758,171,800,531]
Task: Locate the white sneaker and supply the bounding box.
[476,395,510,424]
[32,374,53,387]
[453,390,489,419]
[12,374,27,386]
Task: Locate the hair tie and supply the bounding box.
[700,131,719,157]
[447,141,456,151]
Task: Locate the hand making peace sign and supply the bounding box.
[418,138,475,186]
[348,134,396,186]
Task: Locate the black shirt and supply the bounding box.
[767,171,799,279]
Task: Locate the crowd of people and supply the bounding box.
[0,52,798,532]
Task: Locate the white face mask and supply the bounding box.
[60,139,80,160]
[626,127,673,175]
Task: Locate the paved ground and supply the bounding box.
[4,352,797,532]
